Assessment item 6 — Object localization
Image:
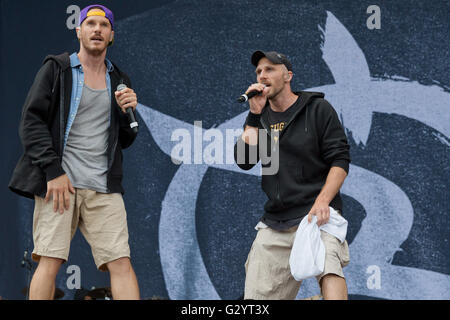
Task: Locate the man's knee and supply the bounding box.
[320,274,348,300]
[36,256,64,276]
[106,257,132,275]
[320,273,345,286]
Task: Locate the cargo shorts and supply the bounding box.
[244,219,350,300]
[32,188,131,272]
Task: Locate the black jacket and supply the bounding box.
[234,91,350,221]
[9,52,138,199]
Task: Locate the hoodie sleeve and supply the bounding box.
[19,60,66,182]
[233,112,260,170]
[117,73,138,149]
[316,100,351,173]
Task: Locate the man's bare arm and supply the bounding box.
[308,166,348,226]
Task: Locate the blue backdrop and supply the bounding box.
[0,0,448,300]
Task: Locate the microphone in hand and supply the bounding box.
[117,83,139,134]
[237,86,267,103]
[237,90,262,103]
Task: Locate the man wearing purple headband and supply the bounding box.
[9,5,140,299]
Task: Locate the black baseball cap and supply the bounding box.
[251,51,293,71]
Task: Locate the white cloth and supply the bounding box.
[289,207,348,281]
[255,221,269,230]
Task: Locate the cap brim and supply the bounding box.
[251,51,267,67]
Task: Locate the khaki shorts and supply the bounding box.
[32,189,131,272]
[244,224,350,300]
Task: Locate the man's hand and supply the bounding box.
[240,83,269,145]
[307,167,348,226]
[246,83,269,115]
[307,199,330,226]
[45,174,75,214]
[115,88,138,114]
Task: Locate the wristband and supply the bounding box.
[246,111,261,127]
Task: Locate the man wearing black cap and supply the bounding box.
[9,5,140,299]
[234,51,351,300]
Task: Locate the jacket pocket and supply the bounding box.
[286,160,304,183]
[261,173,277,200]
[278,160,303,201]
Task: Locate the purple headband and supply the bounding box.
[79,4,114,30]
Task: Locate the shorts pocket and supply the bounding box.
[339,240,350,267]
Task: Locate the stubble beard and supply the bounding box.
[86,45,107,57]
[81,38,107,57]
[267,85,283,100]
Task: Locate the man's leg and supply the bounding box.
[29,257,64,300]
[321,274,348,300]
[78,191,139,299]
[317,230,350,300]
[29,193,77,300]
[244,226,301,299]
[107,257,140,300]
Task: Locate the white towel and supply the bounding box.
[289,207,348,281]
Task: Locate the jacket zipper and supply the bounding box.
[278,96,306,139]
[276,179,283,207]
[108,138,118,170]
[106,78,119,193]
[59,71,65,158]
[259,116,283,207]
[259,95,310,208]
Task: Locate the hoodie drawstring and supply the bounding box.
[305,106,308,133]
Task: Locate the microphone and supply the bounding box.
[237,90,262,103]
[117,83,139,134]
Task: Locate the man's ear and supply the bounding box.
[76,27,81,39]
[110,31,114,43]
[285,70,293,82]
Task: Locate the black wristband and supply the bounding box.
[246,111,261,127]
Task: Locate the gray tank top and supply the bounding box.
[62,84,111,193]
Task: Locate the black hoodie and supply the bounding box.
[9,53,137,199]
[234,91,350,221]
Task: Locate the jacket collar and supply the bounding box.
[260,91,325,137]
[70,52,114,73]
